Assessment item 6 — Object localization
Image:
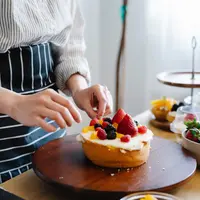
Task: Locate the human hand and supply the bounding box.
[72,84,113,119]
[9,89,82,132]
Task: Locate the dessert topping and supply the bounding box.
[97,128,107,140]
[120,135,131,143]
[90,118,99,126]
[112,108,126,124]
[138,126,147,134]
[117,114,138,136]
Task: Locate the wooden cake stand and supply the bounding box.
[32,134,196,200]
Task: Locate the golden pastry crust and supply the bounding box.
[82,139,150,168]
[151,107,169,121]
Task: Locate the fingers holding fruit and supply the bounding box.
[10,89,81,132]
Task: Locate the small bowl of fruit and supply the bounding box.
[181,118,200,165]
[171,105,200,144]
[120,192,180,200]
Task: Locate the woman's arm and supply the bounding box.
[54,1,113,118]
[54,1,90,96]
[0,87,81,132]
[0,87,19,115]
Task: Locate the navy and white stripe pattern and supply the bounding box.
[0,0,91,93]
[0,44,66,183]
[0,43,55,94]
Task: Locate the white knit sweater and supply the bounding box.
[0,0,90,94]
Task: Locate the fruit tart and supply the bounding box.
[151,97,184,122]
[77,109,153,168]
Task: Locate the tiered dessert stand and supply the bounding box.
[151,37,200,131]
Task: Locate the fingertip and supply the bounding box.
[46,126,57,133]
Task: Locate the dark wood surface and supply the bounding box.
[157,71,200,88]
[150,119,171,132]
[32,134,196,200]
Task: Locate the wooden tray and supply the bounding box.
[157,71,200,88]
[32,135,197,200]
[150,119,171,132]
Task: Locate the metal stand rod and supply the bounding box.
[191,36,197,106]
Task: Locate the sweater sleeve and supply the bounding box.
[54,1,91,96]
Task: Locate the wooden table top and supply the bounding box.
[1,110,200,200]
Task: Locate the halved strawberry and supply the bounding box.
[117,114,138,135]
[112,108,126,124]
[89,118,99,126]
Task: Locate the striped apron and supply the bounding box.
[0,43,66,183]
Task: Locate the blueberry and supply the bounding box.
[171,104,178,112]
[94,123,102,129]
[104,117,112,124]
[178,102,184,107]
[134,120,139,126]
[107,131,117,140]
[105,124,116,132]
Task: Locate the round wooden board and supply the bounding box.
[150,119,171,132]
[157,71,200,88]
[32,135,197,200]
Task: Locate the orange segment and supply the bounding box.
[90,132,98,140]
[116,133,124,139]
[99,119,103,125]
[82,126,94,133]
[82,126,89,133]
[88,126,95,131]
[113,123,118,129]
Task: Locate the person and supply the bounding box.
[0,0,112,183]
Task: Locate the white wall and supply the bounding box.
[100,0,200,117]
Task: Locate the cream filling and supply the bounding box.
[77,129,153,151]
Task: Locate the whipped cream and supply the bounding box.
[77,129,153,151]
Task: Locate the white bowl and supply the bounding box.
[181,131,200,165]
[120,191,180,200]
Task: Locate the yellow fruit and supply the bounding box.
[116,133,124,139]
[82,126,94,133]
[140,194,157,200]
[99,119,103,125]
[113,123,118,129]
[90,132,98,140]
[82,126,89,133]
[88,126,95,131]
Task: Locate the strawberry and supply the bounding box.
[186,129,200,143]
[96,127,102,132]
[138,126,147,134]
[90,118,99,126]
[97,128,107,140]
[102,121,109,129]
[120,135,131,143]
[184,114,197,122]
[186,130,194,141]
[112,108,126,124]
[117,114,138,135]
